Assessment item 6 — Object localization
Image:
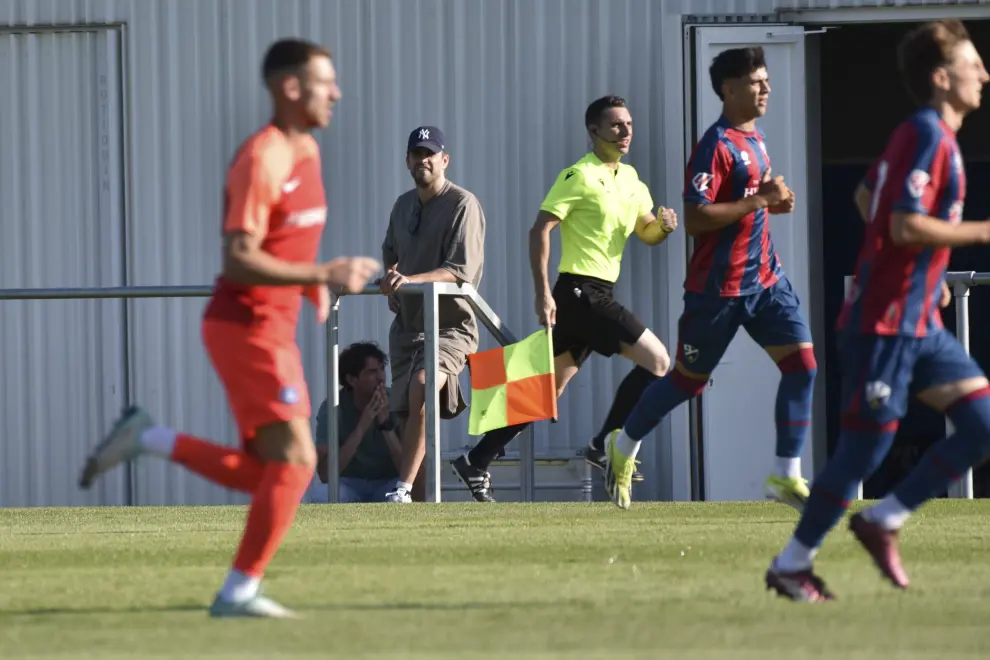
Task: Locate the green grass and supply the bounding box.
[2,501,990,658]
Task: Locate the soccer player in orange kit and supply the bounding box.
[78,38,380,619]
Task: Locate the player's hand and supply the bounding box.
[374,384,390,424]
[757,167,791,208]
[769,191,796,215]
[379,268,410,296]
[659,207,678,233]
[323,257,381,293]
[535,291,556,327]
[387,294,400,314]
[939,280,952,308]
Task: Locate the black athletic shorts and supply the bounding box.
[551,272,647,366]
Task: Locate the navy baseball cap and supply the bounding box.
[407,126,445,154]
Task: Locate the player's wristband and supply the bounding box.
[377,418,396,432]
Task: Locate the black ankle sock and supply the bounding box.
[467,423,530,470]
[590,366,659,450]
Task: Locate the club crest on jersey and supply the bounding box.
[692,172,713,193]
[682,344,699,363]
[865,381,891,410]
[739,150,751,165]
[907,169,930,199]
[279,386,300,405]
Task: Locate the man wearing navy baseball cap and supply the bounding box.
[407,125,445,154]
[379,125,488,503]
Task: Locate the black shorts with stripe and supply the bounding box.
[551,272,647,366]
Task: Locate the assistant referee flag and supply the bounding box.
[467,329,557,435]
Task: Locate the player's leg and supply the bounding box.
[452,325,585,501]
[603,293,740,509]
[766,333,912,601]
[743,277,817,510]
[387,366,449,503]
[586,318,670,466]
[78,321,288,493]
[210,415,316,618]
[852,331,990,588]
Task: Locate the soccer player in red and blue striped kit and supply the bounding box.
[602,47,817,510]
[767,19,990,602]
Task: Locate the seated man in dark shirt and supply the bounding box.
[309,342,403,503]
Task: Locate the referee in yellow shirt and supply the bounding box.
[451,95,677,501]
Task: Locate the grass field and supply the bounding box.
[2,500,990,658]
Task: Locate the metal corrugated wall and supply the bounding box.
[0,0,675,506]
[1,0,985,506]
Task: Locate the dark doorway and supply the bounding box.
[818,20,990,498]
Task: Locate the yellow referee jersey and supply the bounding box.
[539,152,653,283]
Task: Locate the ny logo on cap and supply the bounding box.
[418,128,430,140]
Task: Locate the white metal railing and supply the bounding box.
[0,282,541,504]
[324,281,538,503]
[843,271,986,500]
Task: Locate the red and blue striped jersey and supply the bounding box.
[837,107,966,337]
[682,116,782,297]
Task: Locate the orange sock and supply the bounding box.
[171,434,265,494]
[232,461,314,578]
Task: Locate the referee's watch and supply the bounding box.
[376,417,396,432]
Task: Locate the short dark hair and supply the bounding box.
[585,95,627,130]
[898,20,971,105]
[339,342,388,390]
[709,47,767,100]
[261,38,332,84]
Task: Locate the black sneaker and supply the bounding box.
[450,455,496,502]
[584,443,644,483]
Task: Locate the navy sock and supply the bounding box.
[774,348,817,459]
[794,427,897,549]
[590,367,659,451]
[893,388,990,510]
[624,370,704,441]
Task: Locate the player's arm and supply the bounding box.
[886,130,990,247]
[532,167,581,297]
[683,141,766,236]
[222,144,330,286]
[891,212,990,247]
[633,181,677,246]
[529,210,560,299]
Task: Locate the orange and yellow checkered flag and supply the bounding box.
[467,328,558,436]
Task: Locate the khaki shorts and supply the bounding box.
[389,341,468,420]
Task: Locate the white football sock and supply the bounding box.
[775,537,816,572]
[140,426,176,458]
[396,481,413,493]
[615,430,642,460]
[863,495,911,531]
[775,456,802,480]
[219,569,260,602]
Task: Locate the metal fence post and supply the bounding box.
[423,283,442,503]
[519,426,536,502]
[947,279,974,499]
[326,294,342,504]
